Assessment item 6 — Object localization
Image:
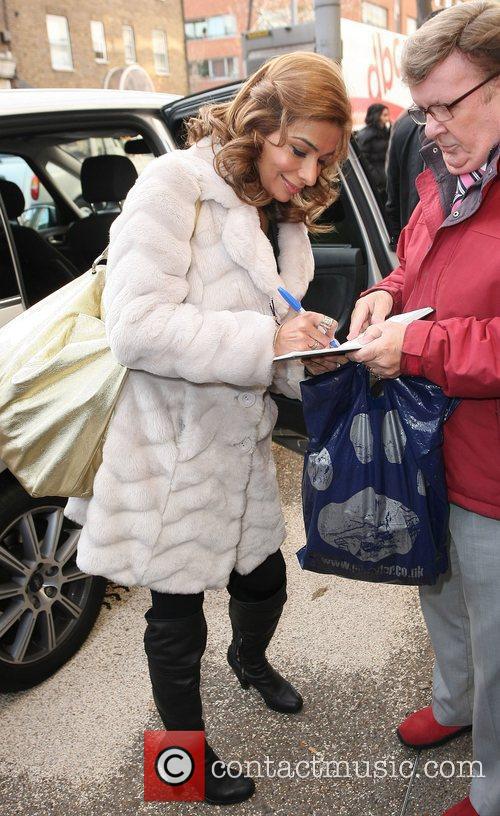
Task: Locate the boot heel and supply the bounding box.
[237,673,250,690]
[227,646,250,689]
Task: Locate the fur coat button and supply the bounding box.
[239,437,254,452]
[238,392,256,407]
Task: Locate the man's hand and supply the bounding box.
[346,321,407,378]
[348,291,394,340]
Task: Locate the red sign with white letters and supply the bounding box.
[143,730,205,802]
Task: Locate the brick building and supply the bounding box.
[0,0,188,94]
[183,0,459,92]
[183,0,247,92]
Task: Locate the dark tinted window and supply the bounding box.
[0,203,20,300]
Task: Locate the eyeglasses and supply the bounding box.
[408,71,500,126]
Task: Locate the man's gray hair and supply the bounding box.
[402,0,500,85]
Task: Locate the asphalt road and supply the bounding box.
[0,445,472,816]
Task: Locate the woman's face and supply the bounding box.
[256,118,343,202]
[379,108,390,127]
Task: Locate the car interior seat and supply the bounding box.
[0,178,79,306]
[66,155,138,273]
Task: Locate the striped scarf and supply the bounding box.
[452,165,487,208]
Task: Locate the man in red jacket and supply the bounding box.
[347,3,499,816]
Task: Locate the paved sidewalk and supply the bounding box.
[0,445,473,816]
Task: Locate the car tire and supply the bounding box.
[0,474,107,692]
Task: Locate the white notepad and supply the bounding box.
[273,307,435,362]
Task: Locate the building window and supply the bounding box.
[189,57,239,80]
[191,60,209,78]
[123,25,136,64]
[210,57,237,79]
[46,15,73,71]
[185,14,237,40]
[185,20,206,39]
[90,21,107,62]
[361,2,389,28]
[406,16,417,34]
[207,14,237,37]
[152,30,169,75]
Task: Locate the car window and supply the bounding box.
[0,128,158,306]
[45,161,88,215]
[46,134,154,214]
[0,154,57,232]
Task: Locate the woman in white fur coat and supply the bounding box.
[65,52,352,805]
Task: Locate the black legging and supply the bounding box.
[149,550,286,618]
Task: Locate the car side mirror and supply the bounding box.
[19,203,57,230]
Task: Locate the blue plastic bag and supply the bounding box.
[298,363,458,585]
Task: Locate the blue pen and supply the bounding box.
[277,286,340,347]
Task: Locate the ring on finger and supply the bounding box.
[318,315,334,334]
[309,339,321,350]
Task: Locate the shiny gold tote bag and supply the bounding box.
[0,250,128,498]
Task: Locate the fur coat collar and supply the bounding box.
[186,137,314,321]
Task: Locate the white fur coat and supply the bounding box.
[65,137,314,593]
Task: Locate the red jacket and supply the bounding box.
[366,145,500,519]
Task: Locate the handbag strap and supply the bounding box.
[91,246,108,274]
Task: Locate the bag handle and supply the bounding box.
[91,247,108,274]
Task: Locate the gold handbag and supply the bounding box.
[0,249,128,498]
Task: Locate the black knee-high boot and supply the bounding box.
[144,608,255,805]
[227,584,303,713]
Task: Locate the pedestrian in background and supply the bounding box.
[345,3,500,814]
[384,111,424,249]
[384,10,443,250]
[65,51,352,805]
[356,103,391,201]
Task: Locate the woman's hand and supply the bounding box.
[274,312,337,357]
[347,291,394,339]
[305,354,350,376]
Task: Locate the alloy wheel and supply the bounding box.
[0,506,92,666]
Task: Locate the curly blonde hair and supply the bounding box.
[186,52,352,233]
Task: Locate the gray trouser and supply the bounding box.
[419,503,500,816]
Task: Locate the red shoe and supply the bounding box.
[397,705,471,749]
[443,797,479,815]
